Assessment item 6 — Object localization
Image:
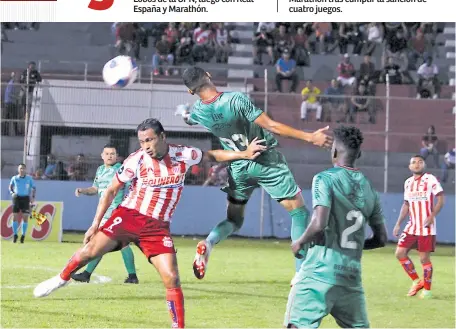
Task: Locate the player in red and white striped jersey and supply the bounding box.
[393,155,445,300]
[34,118,266,328]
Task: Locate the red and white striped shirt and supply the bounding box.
[116,145,203,221]
[403,173,443,236]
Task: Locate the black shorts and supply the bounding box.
[12,195,30,214]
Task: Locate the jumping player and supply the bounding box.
[71,144,138,284]
[33,118,266,328]
[9,163,36,243]
[180,67,333,283]
[285,126,387,328]
[393,155,445,299]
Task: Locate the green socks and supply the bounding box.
[121,245,136,275]
[206,220,237,246]
[84,245,136,275]
[289,206,310,272]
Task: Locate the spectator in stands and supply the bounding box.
[408,29,430,70]
[67,154,89,181]
[175,26,194,65]
[152,34,175,76]
[292,26,310,66]
[192,23,215,62]
[416,56,440,99]
[380,56,403,85]
[116,23,136,57]
[214,23,231,64]
[364,23,383,56]
[348,82,374,124]
[323,79,346,122]
[418,23,438,58]
[275,48,299,93]
[19,61,42,96]
[164,22,180,53]
[273,24,295,62]
[252,25,274,65]
[2,72,20,136]
[383,23,408,47]
[441,147,455,184]
[43,154,57,180]
[420,125,440,167]
[300,80,322,122]
[358,55,376,85]
[384,29,409,72]
[54,161,69,181]
[33,168,43,180]
[337,54,356,87]
[257,22,276,33]
[338,23,362,55]
[312,22,332,54]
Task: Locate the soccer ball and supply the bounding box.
[102,55,138,88]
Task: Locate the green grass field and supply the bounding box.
[1,234,455,328]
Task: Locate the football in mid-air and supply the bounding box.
[102,55,138,88]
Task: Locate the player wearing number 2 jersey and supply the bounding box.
[33,118,266,328]
[393,155,445,300]
[286,126,387,328]
[181,67,333,284]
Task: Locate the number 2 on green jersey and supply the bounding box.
[341,210,364,249]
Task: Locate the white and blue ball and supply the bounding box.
[102,56,138,88]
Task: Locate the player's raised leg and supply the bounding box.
[33,231,118,297]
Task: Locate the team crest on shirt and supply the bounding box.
[163,236,173,248]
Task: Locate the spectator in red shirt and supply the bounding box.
[408,30,430,69]
[292,26,310,66]
[336,54,356,87]
[164,22,179,53]
[192,23,215,62]
[214,23,231,63]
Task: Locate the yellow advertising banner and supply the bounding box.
[1,201,63,242]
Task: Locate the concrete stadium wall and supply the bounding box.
[2,179,454,243]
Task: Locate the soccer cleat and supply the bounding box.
[290,272,299,287]
[33,275,69,298]
[71,271,91,283]
[192,240,212,280]
[13,235,18,243]
[124,274,139,284]
[407,280,424,297]
[419,290,432,299]
[20,235,25,244]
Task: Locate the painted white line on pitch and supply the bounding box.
[2,265,112,289]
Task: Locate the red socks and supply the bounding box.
[422,262,433,290]
[60,249,82,281]
[166,287,185,328]
[399,257,419,281]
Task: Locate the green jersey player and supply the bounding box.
[181,67,333,283]
[285,126,388,328]
[71,144,138,284]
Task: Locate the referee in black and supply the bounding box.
[9,163,36,243]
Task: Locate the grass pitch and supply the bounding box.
[1,234,454,328]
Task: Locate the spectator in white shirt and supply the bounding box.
[416,56,440,99]
[364,23,383,56]
[441,148,455,184]
[215,23,231,63]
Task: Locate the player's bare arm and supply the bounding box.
[363,224,387,250]
[424,192,445,228]
[253,113,333,149]
[291,206,330,257]
[205,137,267,162]
[75,186,98,197]
[84,177,124,244]
[393,201,410,237]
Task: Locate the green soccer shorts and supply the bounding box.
[221,149,300,202]
[284,276,370,328]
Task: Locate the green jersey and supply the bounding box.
[302,166,384,288]
[93,163,128,219]
[188,92,278,165]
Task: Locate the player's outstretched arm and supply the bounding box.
[205,137,267,162]
[85,177,124,244]
[254,113,333,149]
[75,186,98,197]
[393,201,409,237]
[291,206,330,258]
[363,223,387,250]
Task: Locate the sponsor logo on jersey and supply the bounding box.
[163,236,174,248]
[141,174,186,188]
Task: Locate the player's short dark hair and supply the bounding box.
[103,143,117,151]
[333,126,364,152]
[182,66,211,93]
[411,154,425,161]
[18,163,26,168]
[136,118,165,135]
